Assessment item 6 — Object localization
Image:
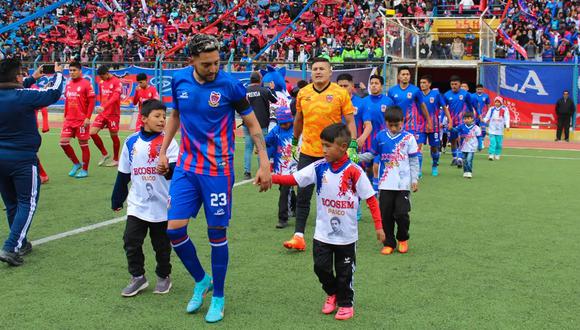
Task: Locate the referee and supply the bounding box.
[0,59,64,266]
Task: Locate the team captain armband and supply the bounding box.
[232,97,252,115]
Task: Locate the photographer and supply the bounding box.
[0,60,64,266]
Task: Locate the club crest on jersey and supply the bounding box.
[121,78,133,102]
[407,92,412,99]
[209,91,221,107]
[459,95,464,100]
[326,94,334,103]
[429,97,434,103]
[381,105,387,112]
[77,86,81,92]
[353,107,358,115]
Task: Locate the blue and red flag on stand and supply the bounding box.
[499,28,528,59]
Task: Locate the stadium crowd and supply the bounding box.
[497,0,580,61]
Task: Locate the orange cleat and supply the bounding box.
[283,234,306,251]
[322,295,336,314]
[335,307,354,320]
[398,240,408,254]
[380,246,394,255]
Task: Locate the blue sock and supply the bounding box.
[372,177,378,192]
[451,148,457,159]
[431,151,440,167]
[208,228,229,298]
[167,226,205,282]
[418,152,423,172]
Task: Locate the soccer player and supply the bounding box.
[112,99,178,297]
[358,75,393,152]
[388,66,432,173]
[271,123,385,321]
[90,65,122,167]
[471,84,490,142]
[132,72,159,132]
[359,106,420,255]
[61,61,95,178]
[0,59,64,266]
[156,34,272,323]
[336,73,366,145]
[284,57,357,252]
[418,75,451,176]
[443,75,474,167]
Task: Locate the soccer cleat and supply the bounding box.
[18,242,32,257]
[283,234,306,251]
[0,249,24,266]
[494,155,500,160]
[276,220,288,229]
[75,169,88,178]
[463,172,469,178]
[243,172,251,180]
[68,163,82,177]
[431,166,438,177]
[98,154,111,166]
[465,172,473,178]
[456,159,463,168]
[187,274,213,313]
[105,160,119,167]
[205,297,225,323]
[40,175,49,184]
[121,276,149,297]
[398,240,409,253]
[335,307,354,320]
[488,155,494,161]
[322,295,337,314]
[153,276,172,294]
[418,172,423,179]
[380,246,394,255]
[450,158,457,166]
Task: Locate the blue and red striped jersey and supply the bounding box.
[361,94,393,152]
[387,84,424,133]
[172,67,252,176]
[472,92,490,119]
[421,89,446,133]
[443,89,473,126]
[351,94,366,137]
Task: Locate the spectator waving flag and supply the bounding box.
[517,0,537,23]
[499,28,528,59]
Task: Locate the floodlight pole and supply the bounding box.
[379,8,388,94]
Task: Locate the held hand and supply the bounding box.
[411,182,419,192]
[291,137,300,161]
[347,139,359,163]
[254,165,273,192]
[32,66,45,80]
[376,229,386,243]
[356,136,365,149]
[96,106,104,113]
[83,118,90,127]
[427,120,433,132]
[156,153,169,175]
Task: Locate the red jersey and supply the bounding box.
[99,75,122,118]
[64,77,96,123]
[132,85,159,111]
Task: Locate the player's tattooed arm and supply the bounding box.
[251,132,267,152]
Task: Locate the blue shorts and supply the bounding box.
[168,167,234,227]
[450,130,459,140]
[416,132,441,147]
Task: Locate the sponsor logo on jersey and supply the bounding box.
[214,208,225,216]
[209,91,221,107]
[322,198,354,209]
[178,91,189,99]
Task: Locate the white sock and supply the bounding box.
[294,232,304,238]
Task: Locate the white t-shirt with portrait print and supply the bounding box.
[118,131,179,222]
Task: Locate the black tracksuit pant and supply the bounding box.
[123,215,172,278]
[556,114,571,140]
[294,153,323,233]
[313,239,356,307]
[379,190,411,248]
[278,185,296,222]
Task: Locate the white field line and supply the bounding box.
[31,179,254,246]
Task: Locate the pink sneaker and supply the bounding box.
[321,295,336,314]
[335,306,354,320]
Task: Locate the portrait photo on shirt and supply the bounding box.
[328,217,344,237]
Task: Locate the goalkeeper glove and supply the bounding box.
[347,139,359,163]
[291,137,299,161]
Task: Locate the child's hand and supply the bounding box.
[113,207,122,212]
[411,182,419,192]
[376,229,386,243]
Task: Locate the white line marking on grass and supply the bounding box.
[31,178,255,246]
[476,153,580,161]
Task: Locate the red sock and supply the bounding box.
[41,108,49,132]
[60,143,80,164]
[112,135,121,161]
[38,159,47,177]
[91,134,108,156]
[80,141,90,171]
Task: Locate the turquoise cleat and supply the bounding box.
[431,166,438,177]
[75,169,88,178]
[205,297,225,323]
[68,163,82,177]
[186,274,213,313]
